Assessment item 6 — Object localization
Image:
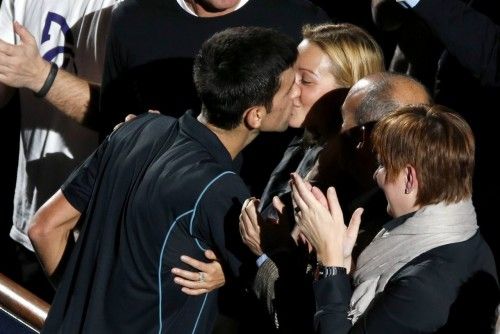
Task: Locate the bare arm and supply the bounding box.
[28,190,81,277]
[0,22,95,123]
[44,68,95,123]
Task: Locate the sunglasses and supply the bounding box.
[342,121,377,150]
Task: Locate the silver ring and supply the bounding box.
[199,272,206,283]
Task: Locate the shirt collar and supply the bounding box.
[176,0,250,16]
[179,110,236,171]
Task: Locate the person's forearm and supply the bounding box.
[44,69,96,124]
[29,221,77,276]
[0,21,98,122]
[28,190,81,277]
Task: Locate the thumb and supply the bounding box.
[346,208,363,240]
[13,21,36,46]
[204,249,218,261]
[272,196,285,215]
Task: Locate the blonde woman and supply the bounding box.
[260,22,385,212]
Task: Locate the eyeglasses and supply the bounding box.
[341,121,377,150]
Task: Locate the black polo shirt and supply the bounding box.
[43,111,251,333]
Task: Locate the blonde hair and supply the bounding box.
[372,105,475,205]
[302,23,385,87]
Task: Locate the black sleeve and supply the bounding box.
[61,137,110,213]
[413,0,500,87]
[313,273,353,333]
[313,266,456,334]
[196,172,254,278]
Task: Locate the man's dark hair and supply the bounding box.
[193,26,298,130]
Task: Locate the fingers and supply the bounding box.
[173,275,208,295]
[239,197,264,255]
[113,114,137,131]
[343,208,363,258]
[272,196,285,215]
[311,186,328,208]
[148,109,160,114]
[241,198,261,231]
[171,266,203,282]
[346,208,363,240]
[241,197,253,213]
[113,122,124,131]
[326,187,342,221]
[290,173,310,213]
[180,286,208,296]
[180,254,210,272]
[125,113,137,122]
[204,249,218,261]
[172,251,225,296]
[13,21,35,46]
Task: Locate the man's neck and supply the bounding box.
[185,0,241,17]
[197,113,258,159]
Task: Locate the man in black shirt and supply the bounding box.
[28,27,300,333]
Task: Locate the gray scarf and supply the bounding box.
[349,199,478,323]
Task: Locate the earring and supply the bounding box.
[405,187,410,194]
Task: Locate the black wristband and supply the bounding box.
[314,262,347,281]
[34,62,58,98]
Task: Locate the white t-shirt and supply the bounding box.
[0,0,119,250]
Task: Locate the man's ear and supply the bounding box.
[243,106,266,130]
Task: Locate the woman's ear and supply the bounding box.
[404,165,418,194]
[243,106,266,130]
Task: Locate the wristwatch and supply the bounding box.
[314,263,347,281]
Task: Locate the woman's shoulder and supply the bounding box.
[395,232,496,283]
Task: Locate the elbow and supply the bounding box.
[28,212,52,246]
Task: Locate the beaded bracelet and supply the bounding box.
[34,62,58,98]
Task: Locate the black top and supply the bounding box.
[313,215,499,334]
[259,135,322,214]
[42,112,253,333]
[413,0,500,88]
